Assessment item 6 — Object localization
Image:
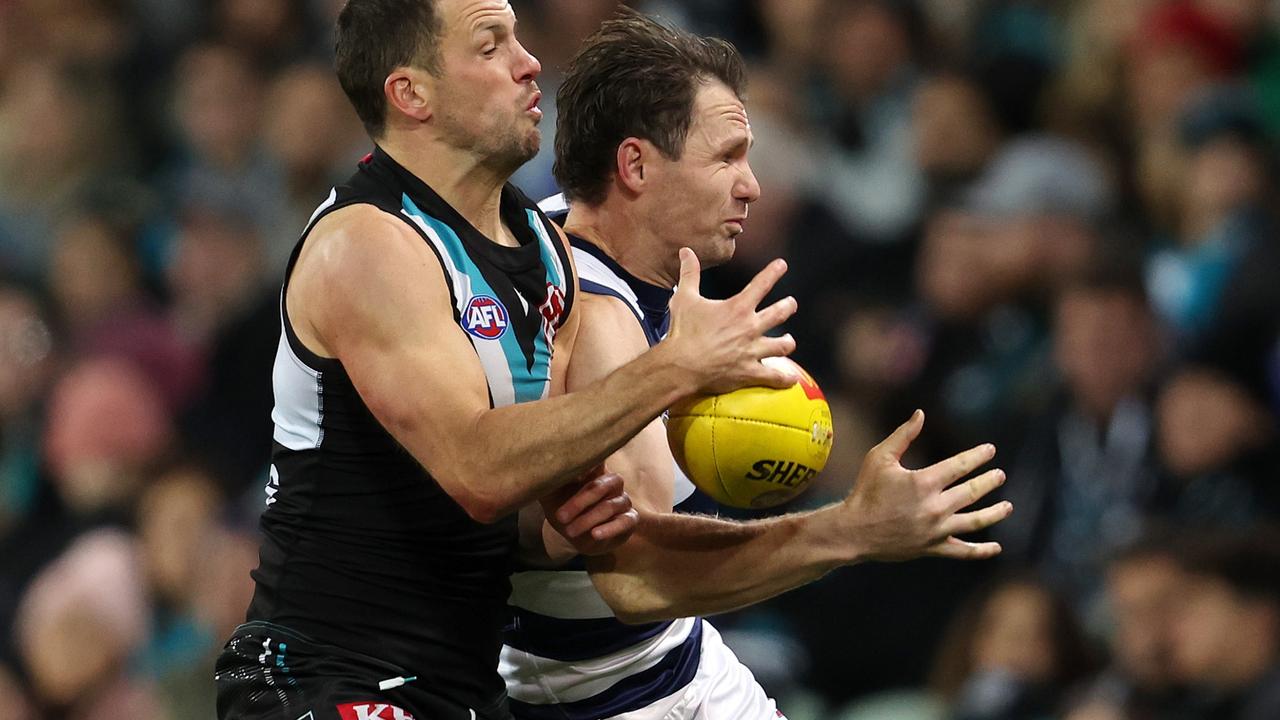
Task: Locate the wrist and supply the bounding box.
[643,341,700,407]
[808,503,867,568]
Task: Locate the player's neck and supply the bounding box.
[378,135,516,247]
[564,204,676,289]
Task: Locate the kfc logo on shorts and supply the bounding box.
[463,295,509,340]
[335,702,415,720]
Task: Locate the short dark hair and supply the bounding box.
[554,9,747,206]
[334,0,443,138]
[1059,255,1150,307]
[1175,527,1280,607]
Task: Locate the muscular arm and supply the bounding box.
[291,208,796,522]
[563,293,1011,624]
[588,509,851,623]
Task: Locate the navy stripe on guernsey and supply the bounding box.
[248,148,574,718]
[500,195,715,719]
[508,622,704,720]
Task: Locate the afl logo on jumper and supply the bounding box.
[464,295,510,340]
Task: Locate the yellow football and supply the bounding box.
[666,357,834,509]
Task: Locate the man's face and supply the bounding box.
[1107,557,1183,690]
[1054,289,1155,419]
[1169,573,1275,686]
[644,81,760,271]
[430,0,542,171]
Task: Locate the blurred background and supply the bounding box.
[1,0,1279,718]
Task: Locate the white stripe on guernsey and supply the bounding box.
[527,210,566,291]
[270,323,324,451]
[571,248,643,319]
[306,188,338,229]
[672,458,696,506]
[403,208,518,408]
[500,617,699,704]
[508,570,616,619]
[537,192,568,215]
[401,209,469,315]
[268,190,338,451]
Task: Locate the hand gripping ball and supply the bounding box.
[667,357,834,509]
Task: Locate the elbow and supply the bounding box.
[598,586,676,624]
[460,498,505,524]
[613,606,668,625]
[451,484,509,524]
[611,596,681,624]
[446,469,521,525]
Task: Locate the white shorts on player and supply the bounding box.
[605,622,785,720]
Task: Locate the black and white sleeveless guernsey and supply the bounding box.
[499,194,716,720]
[236,147,575,718]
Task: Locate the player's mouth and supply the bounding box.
[525,91,543,120]
[725,217,747,234]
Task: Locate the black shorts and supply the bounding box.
[215,622,511,720]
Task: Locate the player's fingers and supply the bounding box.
[675,247,701,297]
[754,334,797,362]
[580,463,607,481]
[920,442,996,489]
[588,508,639,544]
[941,500,1014,536]
[753,295,798,332]
[736,258,788,308]
[939,468,1006,513]
[746,357,802,390]
[555,473,623,525]
[564,491,634,539]
[872,409,924,462]
[565,496,633,540]
[930,536,1003,561]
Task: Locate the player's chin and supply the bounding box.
[515,129,541,163]
[701,236,736,268]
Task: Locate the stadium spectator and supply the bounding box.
[931,576,1097,720]
[1065,533,1190,720]
[1168,529,1280,719]
[994,263,1165,612]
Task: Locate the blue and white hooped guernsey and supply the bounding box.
[499,195,717,720]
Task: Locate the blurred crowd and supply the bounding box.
[0,0,1278,719]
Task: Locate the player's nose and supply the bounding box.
[736,163,761,204]
[513,40,541,82]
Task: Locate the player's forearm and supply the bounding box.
[585,505,860,623]
[453,345,695,521]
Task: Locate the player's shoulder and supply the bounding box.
[313,202,411,238]
[578,288,641,322]
[300,204,434,285]
[574,291,650,359]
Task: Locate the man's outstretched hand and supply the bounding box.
[840,410,1012,562]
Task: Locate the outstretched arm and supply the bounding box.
[548,291,1009,623]
[588,413,1009,622]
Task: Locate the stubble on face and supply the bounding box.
[436,96,540,172]
[431,0,542,172]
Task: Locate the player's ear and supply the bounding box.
[384,67,434,124]
[615,137,647,195]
